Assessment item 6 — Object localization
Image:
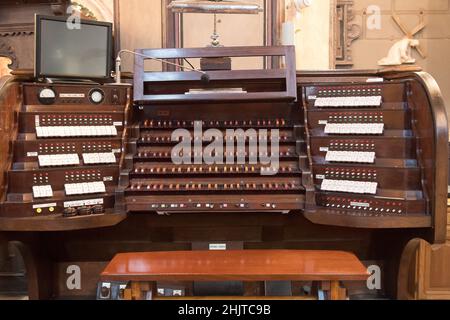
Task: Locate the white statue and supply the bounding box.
[378,38,420,66]
[282,0,313,45]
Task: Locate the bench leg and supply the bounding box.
[330,281,340,300]
[130,281,158,300]
[329,281,348,300]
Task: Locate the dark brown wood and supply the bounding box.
[0,76,21,202]
[133,46,297,103]
[0,213,127,232]
[398,238,450,299]
[299,71,447,232]
[0,81,130,223]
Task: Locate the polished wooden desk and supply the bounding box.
[101,250,369,300]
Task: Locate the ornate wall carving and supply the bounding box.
[0,43,17,70]
[335,0,360,68]
[0,0,69,70]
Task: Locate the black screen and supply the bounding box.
[37,18,111,79]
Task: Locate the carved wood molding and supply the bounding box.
[0,42,17,69]
[399,238,450,300]
[0,24,34,37]
[335,0,361,68]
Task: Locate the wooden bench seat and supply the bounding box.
[101,250,369,300]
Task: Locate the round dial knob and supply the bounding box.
[38,88,56,105]
[89,89,105,104]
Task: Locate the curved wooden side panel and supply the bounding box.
[388,72,449,244]
[0,76,21,203]
[398,238,450,300]
[299,70,447,232]
[414,72,449,244]
[10,240,54,300]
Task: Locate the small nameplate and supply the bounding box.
[366,78,384,83]
[27,152,38,157]
[64,198,104,208]
[316,175,325,180]
[60,93,85,98]
[319,147,329,152]
[318,120,327,125]
[112,149,122,154]
[103,176,113,182]
[113,122,123,127]
[209,243,227,251]
[308,95,317,100]
[33,203,57,209]
[350,202,370,208]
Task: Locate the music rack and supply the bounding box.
[133,46,297,103]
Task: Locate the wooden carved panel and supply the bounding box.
[335,0,360,68]
[399,238,450,300]
[0,0,69,70]
[0,43,17,71]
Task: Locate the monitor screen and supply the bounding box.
[35,15,112,79]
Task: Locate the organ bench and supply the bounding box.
[100,250,369,300]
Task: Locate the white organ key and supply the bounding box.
[38,154,80,167]
[315,96,383,108]
[42,127,50,138]
[82,153,116,165]
[38,153,80,167]
[321,179,378,195]
[325,123,384,135]
[35,125,118,138]
[64,182,106,196]
[110,126,118,136]
[33,185,53,199]
[35,127,43,138]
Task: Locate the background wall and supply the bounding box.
[182,0,266,70]
[351,0,450,114]
[116,0,333,71]
[118,0,162,72]
[295,0,333,69]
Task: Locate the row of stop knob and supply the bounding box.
[129,182,301,191]
[148,203,279,210]
[142,119,287,128]
[133,166,295,174]
[139,135,291,143]
[136,151,295,158]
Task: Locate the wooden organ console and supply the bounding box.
[0,47,448,300]
[115,47,303,215]
[303,80,438,228]
[0,82,130,223]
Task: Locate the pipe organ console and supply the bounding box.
[120,114,304,214]
[304,82,430,221]
[0,47,447,300]
[0,83,130,218]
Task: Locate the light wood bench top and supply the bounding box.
[101,250,369,282]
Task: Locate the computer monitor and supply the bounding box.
[35,15,113,80]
